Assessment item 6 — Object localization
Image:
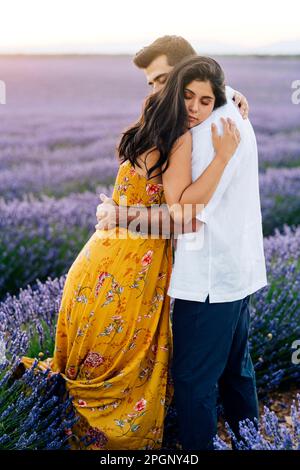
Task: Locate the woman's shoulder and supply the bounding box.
[171,130,192,154]
[179,129,192,142]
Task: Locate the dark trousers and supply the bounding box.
[171,294,259,450]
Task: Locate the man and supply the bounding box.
[96,36,268,450]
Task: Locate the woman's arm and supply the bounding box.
[162,117,240,225]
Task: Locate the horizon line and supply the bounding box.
[0,52,300,58]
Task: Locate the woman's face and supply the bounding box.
[184,80,216,128]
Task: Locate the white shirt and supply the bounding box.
[167,87,268,303]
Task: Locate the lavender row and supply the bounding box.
[1,152,300,202]
[0,115,298,174]
[219,56,300,134]
[0,189,113,299]
[0,114,128,170]
[259,167,300,235]
[0,136,119,171]
[257,131,300,169]
[0,159,117,200]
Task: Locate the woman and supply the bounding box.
[20,56,240,450]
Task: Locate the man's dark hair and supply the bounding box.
[133,35,197,68]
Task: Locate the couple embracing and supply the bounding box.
[21,35,267,451]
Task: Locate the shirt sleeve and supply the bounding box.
[196,118,253,224]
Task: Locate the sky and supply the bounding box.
[0,0,299,54]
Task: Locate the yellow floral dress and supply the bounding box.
[21,159,174,450]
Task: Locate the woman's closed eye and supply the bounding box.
[184,95,210,106]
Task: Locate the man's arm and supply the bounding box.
[118,204,201,236]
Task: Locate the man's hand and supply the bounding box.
[95,193,118,230]
[233,91,249,119]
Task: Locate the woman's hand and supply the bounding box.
[211,117,241,165]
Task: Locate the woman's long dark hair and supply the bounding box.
[117,55,227,180]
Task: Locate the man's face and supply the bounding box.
[144,54,174,93]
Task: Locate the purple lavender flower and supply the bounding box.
[0,189,113,298]
[0,358,79,450]
[213,394,300,450]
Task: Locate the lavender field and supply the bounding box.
[0,55,300,450]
